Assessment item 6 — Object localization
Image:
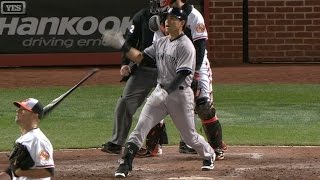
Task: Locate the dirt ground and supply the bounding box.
[1,64,320,179]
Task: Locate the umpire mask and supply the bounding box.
[150,0,171,14]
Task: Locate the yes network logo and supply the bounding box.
[1,1,26,15]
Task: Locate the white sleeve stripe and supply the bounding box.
[193,36,208,41]
[176,67,192,72]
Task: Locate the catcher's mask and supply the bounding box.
[150,0,171,14]
[14,98,44,119]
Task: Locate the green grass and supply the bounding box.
[216,84,320,146]
[1,84,319,151]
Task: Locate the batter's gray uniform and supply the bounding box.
[152,3,225,159]
[127,34,214,159]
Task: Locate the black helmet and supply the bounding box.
[167,7,188,21]
[150,0,170,14]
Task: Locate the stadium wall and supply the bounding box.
[208,0,320,65]
[1,0,319,66]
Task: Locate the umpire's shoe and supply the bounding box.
[201,154,216,171]
[179,141,197,154]
[101,142,122,154]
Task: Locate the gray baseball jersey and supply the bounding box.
[144,35,195,87]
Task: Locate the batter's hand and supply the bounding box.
[102,30,125,49]
[194,71,200,81]
[120,65,131,76]
[149,88,168,106]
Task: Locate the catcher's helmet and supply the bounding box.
[167,7,188,21]
[150,0,171,14]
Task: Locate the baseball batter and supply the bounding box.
[102,7,215,178]
[150,0,226,159]
[0,98,55,180]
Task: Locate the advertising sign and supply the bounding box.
[0,0,149,54]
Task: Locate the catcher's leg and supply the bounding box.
[197,58,226,159]
[196,97,225,160]
[137,120,168,157]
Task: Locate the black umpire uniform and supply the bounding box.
[102,8,163,152]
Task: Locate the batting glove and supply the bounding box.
[194,71,200,81]
[102,30,125,49]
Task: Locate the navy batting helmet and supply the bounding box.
[167,7,188,21]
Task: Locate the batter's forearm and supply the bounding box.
[163,70,191,94]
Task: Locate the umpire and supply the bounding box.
[101,6,161,154]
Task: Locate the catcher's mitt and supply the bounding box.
[9,143,35,176]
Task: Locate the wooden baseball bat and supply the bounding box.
[42,68,100,118]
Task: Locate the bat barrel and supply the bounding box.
[42,68,100,119]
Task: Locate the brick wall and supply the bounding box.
[207,0,320,64]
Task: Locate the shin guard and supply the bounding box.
[202,117,223,150]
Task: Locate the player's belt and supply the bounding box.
[139,66,157,70]
[139,62,157,68]
[159,84,186,90]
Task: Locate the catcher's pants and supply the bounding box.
[198,53,213,101]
